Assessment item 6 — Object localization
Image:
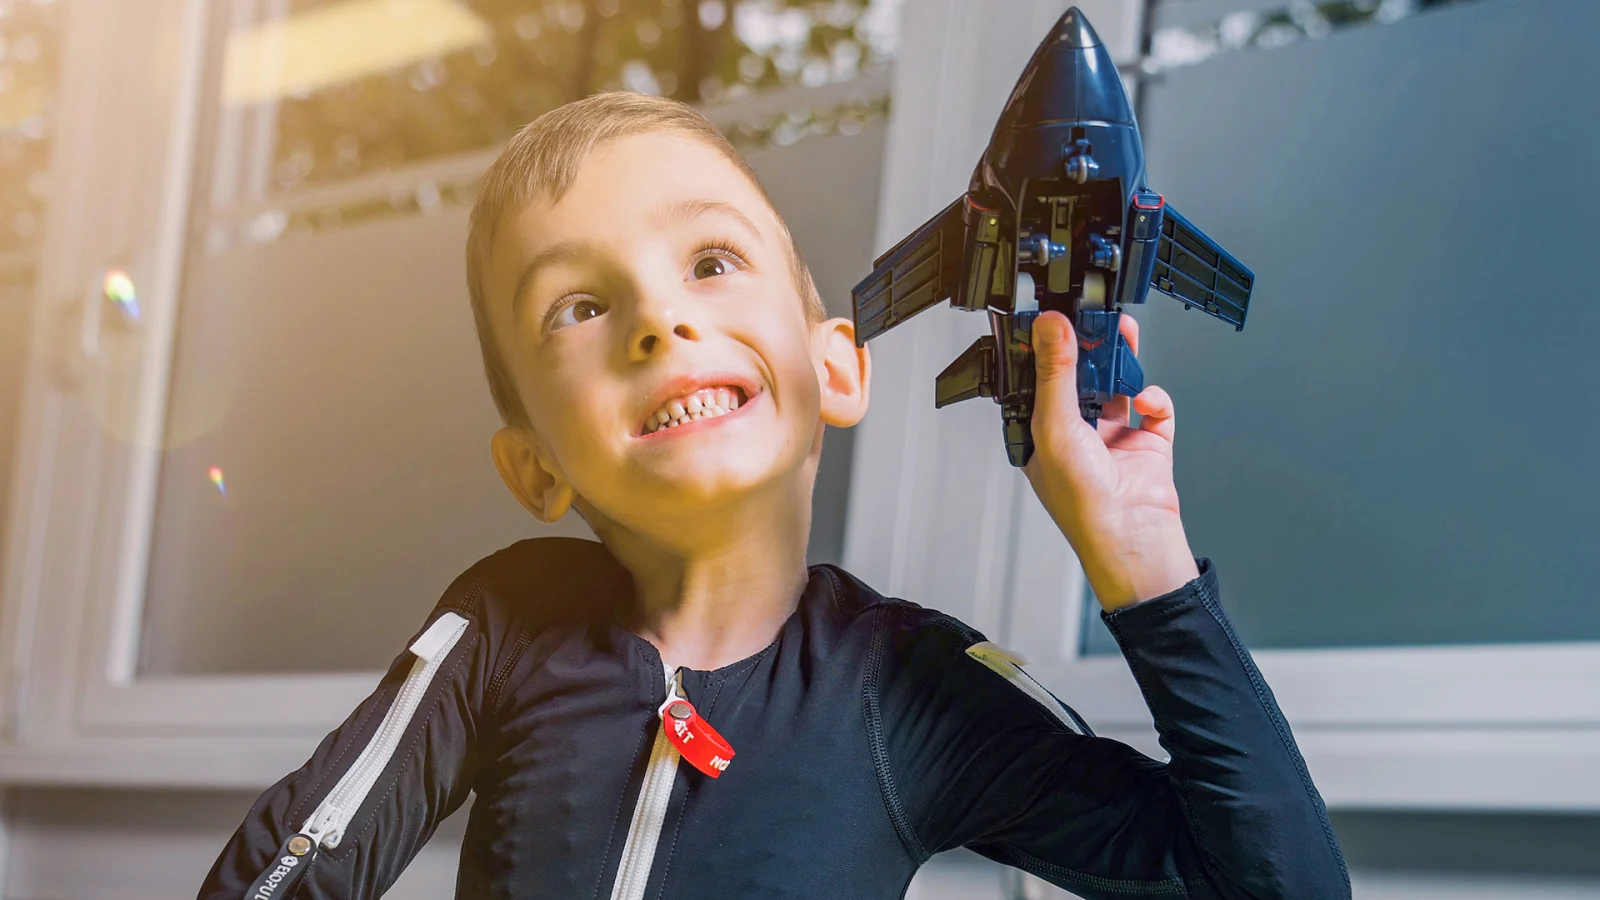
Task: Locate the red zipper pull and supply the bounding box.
[658,672,736,778]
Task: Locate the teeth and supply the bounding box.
[643,386,750,434]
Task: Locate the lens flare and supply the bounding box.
[104,269,140,321]
[208,466,227,496]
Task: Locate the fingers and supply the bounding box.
[1099,313,1140,426]
[1101,394,1131,427]
[1032,312,1158,449]
[1131,385,1176,443]
[1118,312,1139,357]
[1030,310,1092,448]
[1032,310,1078,382]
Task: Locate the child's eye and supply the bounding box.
[693,256,731,280]
[548,296,606,333]
[689,242,746,281]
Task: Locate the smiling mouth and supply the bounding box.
[641,386,753,435]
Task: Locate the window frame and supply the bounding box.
[0,0,360,787]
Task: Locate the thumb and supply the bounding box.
[1031,310,1081,421]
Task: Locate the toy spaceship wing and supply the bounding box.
[1150,203,1254,331]
[852,196,967,346]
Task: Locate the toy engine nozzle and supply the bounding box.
[1054,7,1102,49]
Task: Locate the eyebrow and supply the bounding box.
[509,198,765,324]
[511,238,596,323]
[645,197,764,242]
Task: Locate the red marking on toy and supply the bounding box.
[1133,192,1165,210]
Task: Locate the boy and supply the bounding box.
[200,93,1348,900]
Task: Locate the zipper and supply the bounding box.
[241,611,470,900]
[965,640,1083,735]
[607,663,685,900]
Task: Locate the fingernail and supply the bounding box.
[1035,315,1063,343]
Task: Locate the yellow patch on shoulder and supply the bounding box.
[964,640,1031,667]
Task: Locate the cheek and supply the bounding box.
[523,363,614,453]
[772,332,825,416]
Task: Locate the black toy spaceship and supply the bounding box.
[851,6,1255,467]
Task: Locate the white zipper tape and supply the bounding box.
[607,662,683,900]
[410,612,468,660]
[302,611,471,849]
[966,641,1083,735]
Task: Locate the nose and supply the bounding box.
[626,285,701,361]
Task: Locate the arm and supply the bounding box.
[880,311,1345,897]
[197,583,496,900]
[873,564,1348,900]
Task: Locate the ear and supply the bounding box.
[491,426,576,523]
[813,316,870,427]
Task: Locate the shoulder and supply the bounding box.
[423,537,632,717]
[809,565,972,631]
[821,569,1091,738]
[833,572,1094,857]
[808,565,987,664]
[813,565,985,666]
[435,536,630,642]
[814,566,1002,707]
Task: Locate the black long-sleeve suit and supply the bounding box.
[201,537,1348,899]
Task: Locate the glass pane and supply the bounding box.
[136,0,896,675]
[1084,0,1600,654]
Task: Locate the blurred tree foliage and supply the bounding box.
[266,0,900,194]
[0,0,61,262]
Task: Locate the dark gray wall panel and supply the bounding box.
[1089,0,1600,651]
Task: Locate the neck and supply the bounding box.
[583,476,815,673]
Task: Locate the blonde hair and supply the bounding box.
[466,91,826,428]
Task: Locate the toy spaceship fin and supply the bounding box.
[852,196,967,346]
[935,335,995,408]
[1150,203,1254,331]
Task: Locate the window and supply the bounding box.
[0,0,896,784]
[846,0,1600,811]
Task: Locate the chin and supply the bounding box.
[644,440,799,507]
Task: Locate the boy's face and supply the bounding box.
[483,131,869,538]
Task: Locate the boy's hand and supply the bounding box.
[1022,311,1199,612]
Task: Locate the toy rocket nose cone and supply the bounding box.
[1054,7,1103,48]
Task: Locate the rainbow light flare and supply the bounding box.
[104,269,140,321]
[208,466,227,496]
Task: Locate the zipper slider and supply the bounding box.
[301,820,329,850]
[289,610,471,857]
[303,801,348,848]
[656,668,736,778]
[241,830,318,900]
